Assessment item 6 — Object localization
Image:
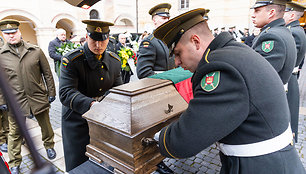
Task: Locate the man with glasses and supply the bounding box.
[59,19,123,172]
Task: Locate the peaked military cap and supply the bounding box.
[0,19,20,34]
[82,19,114,41]
[214,28,218,31]
[149,3,171,17]
[285,2,306,12]
[204,9,210,20]
[251,0,291,9]
[221,27,225,30]
[153,8,206,54]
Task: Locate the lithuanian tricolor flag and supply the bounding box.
[149,67,193,103]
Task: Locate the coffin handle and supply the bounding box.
[164,104,174,114]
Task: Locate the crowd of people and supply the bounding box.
[0,0,305,174]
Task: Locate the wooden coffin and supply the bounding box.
[83,78,188,174]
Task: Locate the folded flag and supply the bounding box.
[149,67,193,103]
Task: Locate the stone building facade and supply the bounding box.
[0,0,304,54]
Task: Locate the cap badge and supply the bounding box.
[95,27,102,33]
[180,29,184,34]
[201,71,220,92]
[165,9,169,12]
[6,24,12,29]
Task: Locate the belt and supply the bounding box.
[284,83,288,92]
[292,66,299,75]
[217,124,293,157]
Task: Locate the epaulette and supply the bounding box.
[108,51,120,62]
[264,27,271,33]
[109,36,116,40]
[147,34,154,41]
[64,48,84,62]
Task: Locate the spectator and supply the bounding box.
[48,28,71,78]
[244,28,260,47]
[79,37,86,46]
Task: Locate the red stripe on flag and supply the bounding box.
[174,77,193,103]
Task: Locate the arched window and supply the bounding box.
[180,0,189,9]
[89,9,100,19]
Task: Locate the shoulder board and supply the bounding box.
[65,48,84,62]
[108,51,120,62]
[147,34,154,41]
[109,36,116,40]
[264,27,271,33]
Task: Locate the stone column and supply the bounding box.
[35,27,56,56]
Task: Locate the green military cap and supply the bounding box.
[149,3,171,17]
[82,19,114,41]
[214,28,218,31]
[285,1,306,12]
[221,27,225,30]
[251,0,291,9]
[153,8,206,54]
[203,9,210,20]
[244,28,249,30]
[0,19,20,34]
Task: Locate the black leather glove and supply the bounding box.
[0,104,8,111]
[48,96,56,103]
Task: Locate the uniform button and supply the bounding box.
[100,77,104,80]
[101,65,104,69]
[99,88,102,91]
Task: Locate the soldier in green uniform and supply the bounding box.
[251,0,296,87]
[153,8,305,174]
[136,3,175,79]
[0,19,57,174]
[0,92,8,153]
[283,2,306,142]
[59,19,123,172]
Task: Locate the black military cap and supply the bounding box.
[214,28,218,31]
[82,19,114,41]
[285,1,306,12]
[0,19,20,34]
[149,3,171,17]
[203,9,210,20]
[153,8,206,54]
[251,0,291,9]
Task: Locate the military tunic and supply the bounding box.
[59,43,123,171]
[252,18,296,85]
[286,20,306,142]
[158,32,305,174]
[136,34,175,79]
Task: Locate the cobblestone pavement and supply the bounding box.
[14,58,306,173]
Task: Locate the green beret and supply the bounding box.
[285,2,306,12]
[251,0,291,9]
[153,8,206,50]
[0,19,20,34]
[149,3,171,17]
[82,19,114,41]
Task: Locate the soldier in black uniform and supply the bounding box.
[283,2,306,142]
[153,8,305,174]
[136,3,175,79]
[251,0,296,87]
[59,19,123,172]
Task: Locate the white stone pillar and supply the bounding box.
[35,27,56,57]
